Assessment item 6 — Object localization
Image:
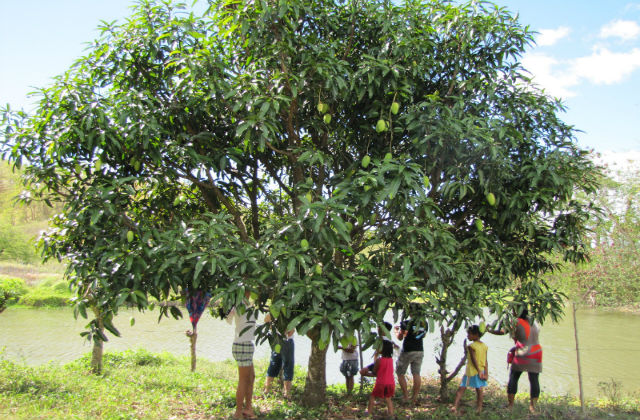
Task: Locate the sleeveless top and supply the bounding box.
[512,318,542,373]
[375,357,395,385]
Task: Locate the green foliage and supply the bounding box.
[0,275,29,311]
[546,165,640,308]
[19,279,73,307]
[0,225,37,263]
[1,0,601,403]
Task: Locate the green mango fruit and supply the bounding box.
[384,152,392,162]
[300,239,309,250]
[323,114,332,124]
[314,264,323,275]
[486,192,496,206]
[390,102,400,115]
[317,102,327,113]
[361,155,371,168]
[127,230,134,242]
[376,119,387,133]
[475,219,484,231]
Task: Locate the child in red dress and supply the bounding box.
[362,322,395,418]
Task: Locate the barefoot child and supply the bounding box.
[452,325,488,414]
[338,341,359,395]
[361,322,395,418]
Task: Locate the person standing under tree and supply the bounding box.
[226,290,258,419]
[395,314,427,403]
[452,325,489,415]
[489,308,543,413]
[361,322,395,418]
[263,317,295,399]
[338,341,359,395]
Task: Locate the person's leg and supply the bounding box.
[412,374,422,402]
[475,388,484,413]
[452,386,466,413]
[406,351,424,402]
[385,396,394,416]
[282,339,294,398]
[528,372,540,413]
[396,352,410,401]
[367,394,375,416]
[243,365,256,416]
[235,366,249,418]
[507,369,523,409]
[265,350,282,393]
[346,375,354,394]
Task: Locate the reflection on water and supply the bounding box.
[1,307,639,398]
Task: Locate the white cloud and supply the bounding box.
[521,53,579,98]
[536,27,571,46]
[572,46,640,84]
[521,47,640,98]
[599,19,640,40]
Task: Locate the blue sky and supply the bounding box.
[2,0,639,160]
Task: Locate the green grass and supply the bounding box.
[0,349,638,420]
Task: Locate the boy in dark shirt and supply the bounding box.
[395,318,427,403]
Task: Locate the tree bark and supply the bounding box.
[91,308,105,375]
[435,321,464,402]
[302,328,328,406]
[187,328,198,372]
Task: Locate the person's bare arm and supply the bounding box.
[468,345,481,375]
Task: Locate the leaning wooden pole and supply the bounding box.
[357,329,365,394]
[572,303,585,412]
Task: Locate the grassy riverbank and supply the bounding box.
[0,349,638,420]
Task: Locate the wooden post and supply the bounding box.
[357,329,365,394]
[572,303,585,412]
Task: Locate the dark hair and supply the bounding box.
[467,324,482,337]
[380,338,394,358]
[518,308,529,320]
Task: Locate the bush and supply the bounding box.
[19,288,71,307]
[0,276,29,311]
[19,280,73,307]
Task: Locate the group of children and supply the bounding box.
[343,322,488,417]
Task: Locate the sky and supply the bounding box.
[1,0,640,166]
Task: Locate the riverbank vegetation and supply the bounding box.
[1,349,638,420]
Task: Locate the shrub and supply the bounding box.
[0,276,29,311]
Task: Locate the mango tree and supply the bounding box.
[1,0,600,405]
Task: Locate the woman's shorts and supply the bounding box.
[340,359,359,377]
[232,341,255,367]
[460,374,487,388]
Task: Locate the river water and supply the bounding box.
[1,306,639,399]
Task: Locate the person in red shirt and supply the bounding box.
[361,322,396,418]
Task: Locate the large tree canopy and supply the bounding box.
[2,0,600,405]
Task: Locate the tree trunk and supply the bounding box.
[302,327,328,406]
[91,308,105,374]
[187,328,198,372]
[435,321,465,402]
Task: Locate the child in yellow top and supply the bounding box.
[452,325,489,414]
